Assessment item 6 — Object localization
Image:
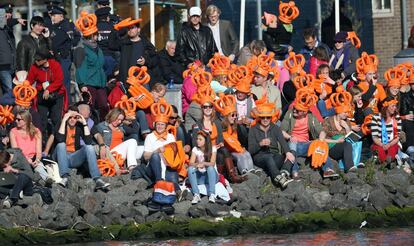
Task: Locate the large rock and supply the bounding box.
[205,203,231,217]
[275,196,295,215]
[369,188,392,210]
[173,201,192,215]
[313,191,332,210]
[329,180,347,195]
[79,191,106,214]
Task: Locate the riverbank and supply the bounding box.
[0,159,414,244]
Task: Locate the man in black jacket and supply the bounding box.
[158,40,183,84]
[176,6,217,68]
[0,7,16,96]
[54,110,109,190]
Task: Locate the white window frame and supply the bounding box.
[372,0,394,18]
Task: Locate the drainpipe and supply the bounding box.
[134,0,139,18]
[195,0,200,7]
[316,0,322,41]
[335,0,340,33]
[257,0,262,40]
[71,0,76,21]
[401,0,408,49]
[240,0,245,49]
[28,0,33,22]
[150,0,155,45]
[109,0,114,14]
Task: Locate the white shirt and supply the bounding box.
[144,132,175,153]
[208,21,223,55]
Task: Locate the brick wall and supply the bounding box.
[372,0,414,81]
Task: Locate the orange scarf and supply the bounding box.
[154,130,168,141]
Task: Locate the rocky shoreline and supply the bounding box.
[1,159,414,244]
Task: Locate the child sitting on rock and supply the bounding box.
[188,130,218,204]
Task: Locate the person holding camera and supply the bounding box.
[26,48,67,138]
[54,110,109,189]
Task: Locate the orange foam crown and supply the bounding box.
[150,98,173,123]
[278,1,300,24]
[384,67,405,88]
[191,70,213,89]
[284,52,305,76]
[293,74,314,89]
[294,86,318,112]
[13,80,37,107]
[347,31,361,49]
[213,93,236,117]
[182,60,203,78]
[113,17,142,30]
[228,65,253,89]
[248,52,279,79]
[75,11,98,37]
[0,105,14,125]
[329,87,352,114]
[356,52,379,76]
[208,53,231,76]
[115,95,137,118]
[126,66,150,86]
[395,63,412,85]
[192,86,216,106]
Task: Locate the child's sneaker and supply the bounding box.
[191,194,201,204]
[208,194,216,203]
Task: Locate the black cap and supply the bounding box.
[95,6,111,18]
[50,5,67,15]
[334,31,348,42]
[34,49,51,61]
[0,3,14,13]
[96,0,110,6]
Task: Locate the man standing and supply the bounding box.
[159,40,183,84]
[0,7,15,96]
[300,28,330,73]
[205,5,238,62]
[176,6,217,67]
[95,6,117,77]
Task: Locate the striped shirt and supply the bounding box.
[370,114,402,144]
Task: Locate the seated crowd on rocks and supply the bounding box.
[1,1,414,212]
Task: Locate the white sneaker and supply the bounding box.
[191,194,201,204]
[208,194,216,203]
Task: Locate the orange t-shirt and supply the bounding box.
[291,115,310,142]
[110,129,124,149]
[358,81,387,114]
[210,124,218,146]
[66,127,76,153]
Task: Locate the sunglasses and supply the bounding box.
[169,116,178,120]
[260,116,271,120]
[202,105,213,109]
[69,116,79,120]
[15,118,23,122]
[230,113,238,118]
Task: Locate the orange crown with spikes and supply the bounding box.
[347,31,361,49]
[208,53,231,76]
[385,67,405,88]
[279,1,300,24]
[248,52,279,79]
[150,98,173,123]
[13,80,37,107]
[251,97,280,124]
[330,87,353,114]
[395,63,413,85]
[294,86,318,112]
[228,65,253,89]
[213,93,236,117]
[192,86,216,106]
[356,52,379,76]
[0,105,14,125]
[127,66,150,86]
[293,74,314,89]
[183,60,203,78]
[191,70,213,88]
[284,52,306,75]
[115,95,137,118]
[408,67,414,84]
[75,11,98,37]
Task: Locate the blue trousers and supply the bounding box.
[188,166,218,195]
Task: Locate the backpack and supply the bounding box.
[152,180,176,205]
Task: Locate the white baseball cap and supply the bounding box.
[189,6,202,17]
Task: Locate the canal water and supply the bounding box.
[68,227,414,245]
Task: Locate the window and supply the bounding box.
[372,0,394,18]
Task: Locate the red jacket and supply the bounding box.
[26,59,68,111]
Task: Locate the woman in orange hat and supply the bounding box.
[399,67,414,151]
[234,79,257,146]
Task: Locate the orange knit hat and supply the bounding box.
[329,87,352,114]
[75,11,98,37]
[284,52,306,76]
[294,86,318,112]
[385,67,405,88]
[150,98,173,123]
[278,1,300,24]
[126,66,150,86]
[356,52,378,75]
[208,53,231,77]
[113,17,142,30]
[13,80,37,107]
[213,93,236,117]
[192,86,216,106]
[115,95,137,118]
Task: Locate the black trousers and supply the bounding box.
[329,142,354,171]
[10,173,33,201]
[253,152,292,180]
[38,94,64,137]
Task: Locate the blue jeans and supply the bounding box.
[104,55,117,77]
[56,143,101,179]
[148,153,179,189]
[289,142,333,172]
[188,166,218,195]
[0,69,13,96]
[136,110,151,135]
[57,58,72,104]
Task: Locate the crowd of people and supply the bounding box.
[0,0,414,211]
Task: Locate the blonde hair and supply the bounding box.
[17,110,38,139]
[206,5,221,17]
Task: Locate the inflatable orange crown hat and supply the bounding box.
[329,87,352,114]
[356,52,379,76]
[192,86,216,106]
[113,17,142,30]
[97,159,116,177]
[208,53,231,77]
[213,93,236,117]
[127,66,150,86]
[255,102,278,118]
[115,95,137,118]
[150,98,173,123]
[279,1,299,24]
[294,86,318,112]
[385,67,405,88]
[248,52,279,79]
[0,105,14,125]
[347,31,361,49]
[13,80,37,107]
[262,12,277,26]
[228,65,253,88]
[183,60,203,78]
[293,74,314,89]
[395,63,413,85]
[191,70,213,89]
[75,11,98,37]
[284,52,306,76]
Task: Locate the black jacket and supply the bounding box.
[400,91,414,116]
[16,34,52,71]
[158,49,184,84]
[49,18,80,60]
[55,124,93,151]
[248,123,291,157]
[176,22,217,67]
[263,25,292,60]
